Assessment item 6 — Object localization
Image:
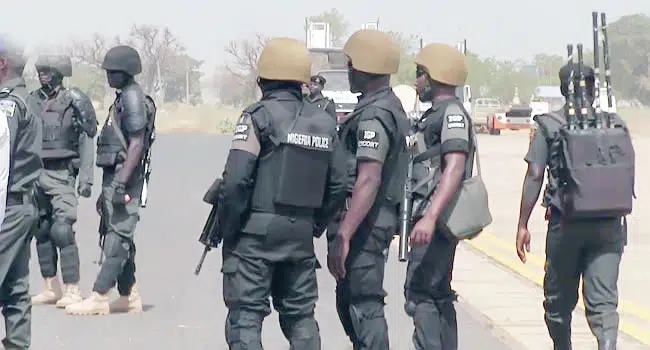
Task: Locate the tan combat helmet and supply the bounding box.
[415,43,468,86]
[343,29,400,75]
[257,38,310,83]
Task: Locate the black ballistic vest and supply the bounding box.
[247,99,335,217]
[539,112,635,218]
[40,91,78,160]
[338,88,410,211]
[96,106,127,168]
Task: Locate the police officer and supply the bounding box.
[216,37,346,349]
[402,43,472,350]
[516,64,626,349]
[29,55,97,308]
[306,74,336,119]
[66,45,148,316]
[327,29,409,349]
[0,36,43,349]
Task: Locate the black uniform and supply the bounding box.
[217,88,346,349]
[93,82,148,295]
[405,98,473,350]
[527,106,627,349]
[307,92,336,120]
[329,86,409,349]
[0,77,43,349]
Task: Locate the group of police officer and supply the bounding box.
[214,28,629,350]
[212,30,479,350]
[0,36,153,349]
[0,25,629,349]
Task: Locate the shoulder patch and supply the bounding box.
[446,114,466,129]
[357,129,380,149]
[0,99,17,117]
[233,116,250,142]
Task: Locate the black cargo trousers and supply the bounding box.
[221,215,321,350]
[404,228,459,350]
[543,207,625,350]
[329,206,397,350]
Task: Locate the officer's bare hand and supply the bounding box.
[516,226,531,263]
[328,234,350,281]
[77,183,92,198]
[410,215,436,246]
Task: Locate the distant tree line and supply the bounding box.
[25,24,204,109]
[213,10,650,107]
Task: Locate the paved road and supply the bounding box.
[16,134,514,350]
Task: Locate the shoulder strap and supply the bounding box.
[109,107,129,150]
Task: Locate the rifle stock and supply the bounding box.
[195,182,223,275]
[398,156,414,262]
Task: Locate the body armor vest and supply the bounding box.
[247,99,335,219]
[40,91,78,160]
[96,106,127,168]
[338,89,410,210]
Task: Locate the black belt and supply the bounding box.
[7,193,23,206]
[43,158,71,171]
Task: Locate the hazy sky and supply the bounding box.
[2,0,649,74]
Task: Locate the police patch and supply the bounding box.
[357,129,380,149]
[446,114,465,129]
[0,99,16,118]
[233,123,249,141]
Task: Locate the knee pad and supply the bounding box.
[50,221,75,247]
[279,314,319,340]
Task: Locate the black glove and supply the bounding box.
[110,181,132,205]
[77,183,92,198]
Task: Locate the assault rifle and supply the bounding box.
[194,178,223,275]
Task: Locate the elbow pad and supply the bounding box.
[119,85,148,133]
[68,87,98,137]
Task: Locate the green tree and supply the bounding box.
[387,32,419,85]
[608,13,650,104]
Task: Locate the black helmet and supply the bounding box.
[101,45,142,76]
[310,74,326,86]
[35,55,72,77]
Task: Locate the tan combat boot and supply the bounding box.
[64,291,111,316]
[55,284,83,308]
[109,284,143,313]
[31,277,63,305]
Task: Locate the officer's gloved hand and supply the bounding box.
[77,183,92,198]
[110,181,132,205]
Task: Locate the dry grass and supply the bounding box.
[95,103,650,136]
[96,103,241,134]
